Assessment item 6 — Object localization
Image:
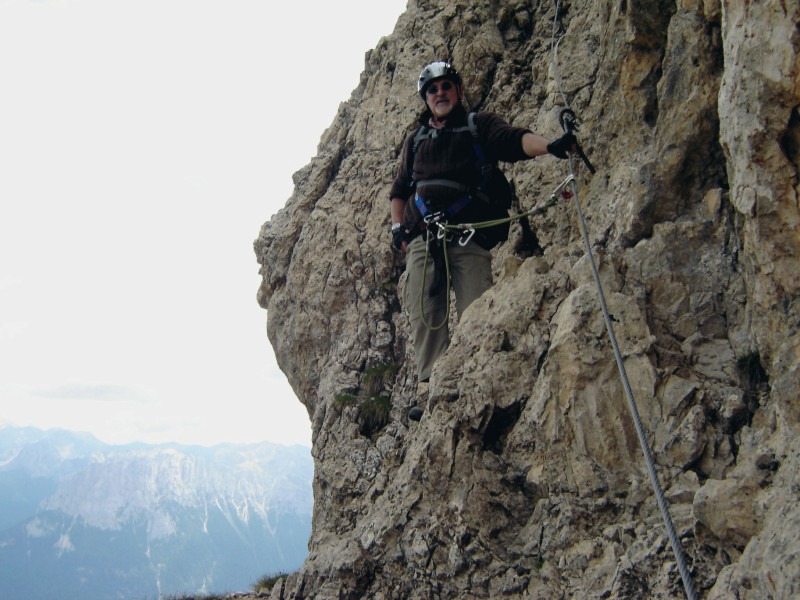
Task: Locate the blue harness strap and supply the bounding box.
[414,192,472,218]
[413,193,429,217]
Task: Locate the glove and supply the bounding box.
[392,226,412,251]
[546,132,577,159]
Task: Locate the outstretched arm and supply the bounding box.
[522,132,551,158]
[524,130,578,160]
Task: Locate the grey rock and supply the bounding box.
[254,0,800,598]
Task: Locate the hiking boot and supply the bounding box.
[408,406,424,422]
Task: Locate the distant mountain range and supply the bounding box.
[0,426,313,600]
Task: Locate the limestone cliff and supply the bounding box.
[254,1,800,598]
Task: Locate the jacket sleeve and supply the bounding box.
[389,133,415,201]
[476,111,533,163]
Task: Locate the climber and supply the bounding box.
[389,61,575,421]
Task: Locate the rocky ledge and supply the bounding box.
[255,1,799,598]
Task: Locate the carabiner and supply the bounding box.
[423,211,441,226]
[549,174,575,202]
[458,227,476,246]
[557,109,596,174]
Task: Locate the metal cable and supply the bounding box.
[550,3,570,109]
[566,158,697,600]
[550,2,698,599]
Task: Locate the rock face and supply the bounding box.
[254,1,799,598]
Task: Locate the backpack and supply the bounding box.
[409,112,513,249]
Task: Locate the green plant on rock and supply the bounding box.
[334,393,359,408]
[359,395,391,437]
[362,362,399,395]
[162,594,227,600]
[334,362,398,437]
[253,571,291,592]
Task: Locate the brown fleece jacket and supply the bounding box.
[389,104,533,232]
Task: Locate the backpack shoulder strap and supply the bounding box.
[467,112,479,140]
[468,112,492,177]
[412,125,430,155]
[408,125,431,184]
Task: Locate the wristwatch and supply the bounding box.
[391,222,402,231]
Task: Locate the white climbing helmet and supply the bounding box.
[417,61,462,99]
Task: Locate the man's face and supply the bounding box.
[425,77,460,119]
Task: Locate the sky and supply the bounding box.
[0,0,408,448]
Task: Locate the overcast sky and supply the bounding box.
[0,0,407,448]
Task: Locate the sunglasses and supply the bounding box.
[425,81,454,95]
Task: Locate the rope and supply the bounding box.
[444,193,560,233]
[550,2,698,599]
[418,230,451,331]
[417,183,567,331]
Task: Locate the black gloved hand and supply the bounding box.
[546,131,577,159]
[392,226,412,251]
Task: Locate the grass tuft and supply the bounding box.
[362,362,399,395]
[161,594,227,600]
[335,362,398,438]
[334,393,359,408]
[253,571,290,592]
[359,395,391,437]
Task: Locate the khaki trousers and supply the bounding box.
[402,235,493,381]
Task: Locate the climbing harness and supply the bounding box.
[411,112,510,233]
[417,174,575,330]
[550,2,698,599]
